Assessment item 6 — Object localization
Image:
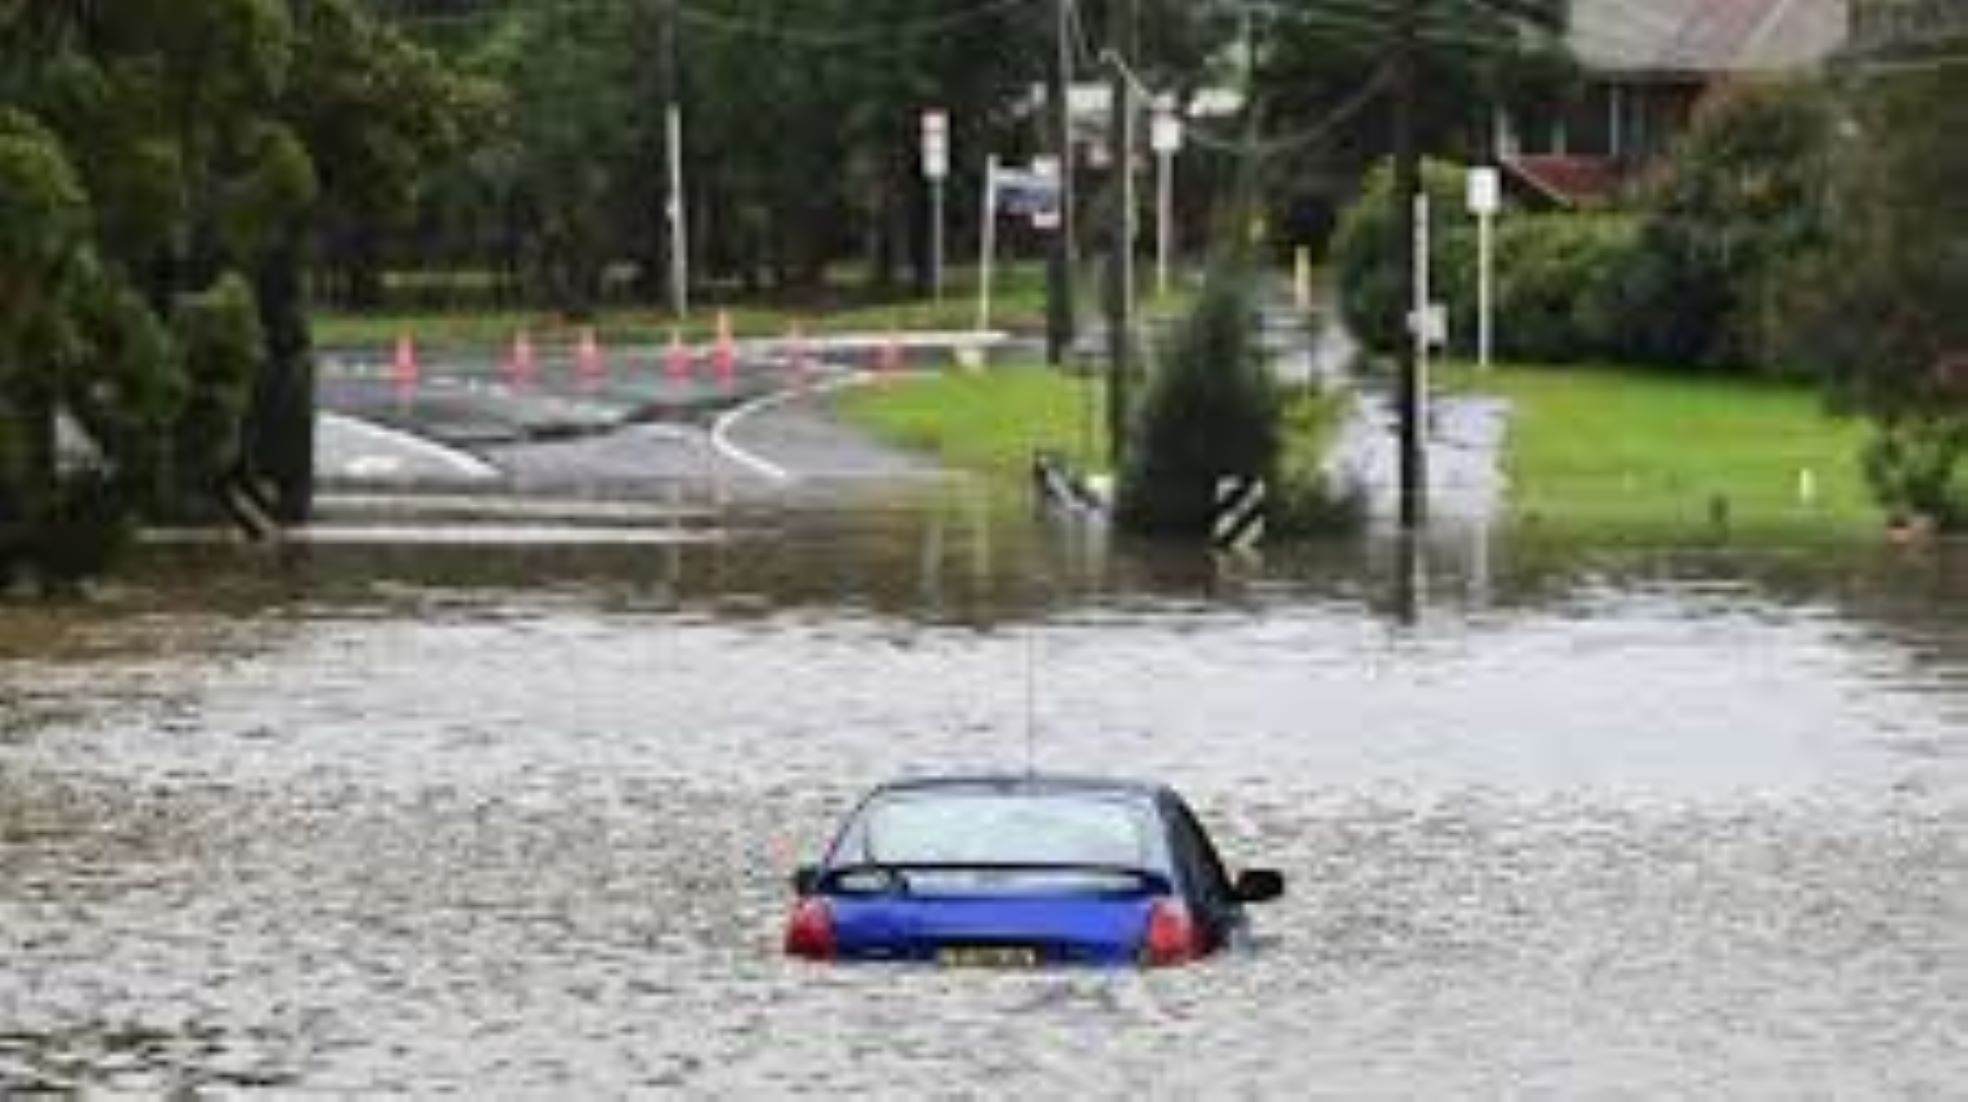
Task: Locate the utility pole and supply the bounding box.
[1046,0,1075,367]
[661,0,690,320]
[1392,0,1426,529]
[1104,0,1137,470]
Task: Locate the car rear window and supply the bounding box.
[849,791,1155,870]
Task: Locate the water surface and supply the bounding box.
[3,507,1964,1094]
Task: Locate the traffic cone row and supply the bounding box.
[390,315,901,398]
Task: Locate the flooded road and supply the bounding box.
[2,504,1965,1095]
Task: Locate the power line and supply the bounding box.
[378,0,1040,45]
[1185,60,1397,157]
[675,0,1040,48]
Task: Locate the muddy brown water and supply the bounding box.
[2,500,1965,1095]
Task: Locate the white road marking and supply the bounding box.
[321,413,503,480]
[710,372,892,486]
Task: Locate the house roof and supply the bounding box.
[1571,0,1850,76]
[1501,154,1627,207]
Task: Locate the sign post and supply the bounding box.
[1150,95,1184,299]
[976,158,1061,334]
[922,110,950,303]
[1467,165,1501,370]
[977,155,999,332]
[1410,194,1448,459]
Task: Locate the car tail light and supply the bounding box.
[1141,899,1200,967]
[784,898,836,960]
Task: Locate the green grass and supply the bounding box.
[832,364,1109,492]
[1447,363,1883,537]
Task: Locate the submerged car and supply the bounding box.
[784,775,1284,968]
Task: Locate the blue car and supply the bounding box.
[784,775,1284,968]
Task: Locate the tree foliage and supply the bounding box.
[1253,0,1573,243]
[1627,80,1833,371]
[0,0,479,581]
[1116,263,1279,537]
[1785,44,1968,526]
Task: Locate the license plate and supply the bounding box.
[937,946,1039,969]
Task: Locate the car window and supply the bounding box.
[846,791,1156,869]
[1165,798,1234,903]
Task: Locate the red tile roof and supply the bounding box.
[1501,155,1628,207]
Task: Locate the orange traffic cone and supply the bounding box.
[576,327,606,391]
[507,330,535,390]
[713,311,737,386]
[664,328,694,382]
[393,333,419,405]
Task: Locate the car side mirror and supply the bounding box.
[1233,868,1284,904]
[791,865,820,896]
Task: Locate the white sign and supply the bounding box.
[1409,303,1450,349]
[921,109,949,181]
[1467,166,1502,217]
[1151,95,1184,155]
[1029,156,1062,230]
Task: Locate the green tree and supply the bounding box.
[0,106,93,545]
[0,0,478,568]
[1624,80,1832,372]
[291,0,482,309]
[1253,0,1572,245]
[1116,264,1279,537]
[1787,45,1968,527]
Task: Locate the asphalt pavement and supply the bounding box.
[314,342,962,514]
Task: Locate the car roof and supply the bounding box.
[867,774,1173,803]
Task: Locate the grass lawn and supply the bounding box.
[311,265,1194,348]
[834,363,1352,519]
[832,364,1109,492]
[1448,363,1883,537]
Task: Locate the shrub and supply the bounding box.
[1631,80,1832,372]
[1116,266,1280,538]
[1270,388,1366,536]
[1487,213,1643,364]
[1330,159,1471,357]
[1331,159,1646,368]
[1864,417,1968,530]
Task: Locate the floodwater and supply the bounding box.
[2,499,1965,1096]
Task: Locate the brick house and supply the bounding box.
[1498,0,1851,206]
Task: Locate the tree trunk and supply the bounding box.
[249,221,315,525]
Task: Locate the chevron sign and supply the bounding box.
[1213,477,1267,552]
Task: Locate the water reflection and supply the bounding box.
[1,497,1964,1094]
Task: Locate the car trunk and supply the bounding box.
[831,894,1158,966]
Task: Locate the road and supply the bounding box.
[313,349,949,514]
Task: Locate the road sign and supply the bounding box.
[1151,95,1184,155]
[996,164,1061,226]
[1467,166,1501,216]
[921,109,949,181]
